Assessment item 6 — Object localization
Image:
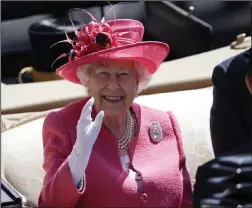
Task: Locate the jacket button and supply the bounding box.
[140,193,148,203]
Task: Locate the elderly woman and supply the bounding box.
[38,12,192,208]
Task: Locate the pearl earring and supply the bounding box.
[87,88,90,96]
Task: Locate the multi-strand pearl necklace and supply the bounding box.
[118,111,134,149]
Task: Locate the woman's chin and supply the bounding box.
[103,108,127,117]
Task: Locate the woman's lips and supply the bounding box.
[102,96,124,103]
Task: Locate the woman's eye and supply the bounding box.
[98,72,109,76]
[118,72,130,76]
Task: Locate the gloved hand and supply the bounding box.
[193,152,252,208]
[68,97,104,187]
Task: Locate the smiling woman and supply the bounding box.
[38,7,192,208]
[81,60,139,117]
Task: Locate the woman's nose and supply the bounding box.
[107,73,119,91]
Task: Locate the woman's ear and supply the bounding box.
[245,73,252,94]
[86,83,91,96]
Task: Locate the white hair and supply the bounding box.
[76,61,152,94]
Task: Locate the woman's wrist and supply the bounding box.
[68,147,87,187]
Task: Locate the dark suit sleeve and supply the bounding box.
[192,165,207,208]
[210,64,248,157]
[193,142,252,208]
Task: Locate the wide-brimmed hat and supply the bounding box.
[55,11,170,85]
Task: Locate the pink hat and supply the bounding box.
[54,10,170,85]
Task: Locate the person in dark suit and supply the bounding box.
[193,48,252,207]
[193,3,252,205]
[210,48,252,157]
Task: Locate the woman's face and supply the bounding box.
[87,60,139,116]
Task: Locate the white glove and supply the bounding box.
[68,97,104,187]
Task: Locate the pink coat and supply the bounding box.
[39,97,192,207]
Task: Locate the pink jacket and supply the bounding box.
[39,98,192,207]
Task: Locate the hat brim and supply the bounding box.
[56,41,170,84]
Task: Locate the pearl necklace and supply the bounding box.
[118,111,134,149]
